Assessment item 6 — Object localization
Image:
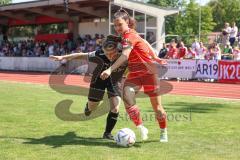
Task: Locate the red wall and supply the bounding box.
[8,16,65,26]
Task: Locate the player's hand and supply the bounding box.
[100,68,111,80]
[49,55,64,61]
[155,58,167,65]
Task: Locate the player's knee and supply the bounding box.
[109,96,121,113]
[123,86,135,106]
[123,95,136,107]
[111,107,119,113]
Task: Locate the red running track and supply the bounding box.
[0,71,239,100]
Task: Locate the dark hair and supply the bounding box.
[114,9,136,29]
[102,35,122,52]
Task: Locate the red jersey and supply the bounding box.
[167,47,178,59]
[178,47,187,59]
[121,29,156,78]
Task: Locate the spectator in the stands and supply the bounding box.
[0,33,159,57]
[222,22,231,47]
[164,39,178,59]
[229,22,238,47]
[191,38,200,53]
[185,47,196,59]
[146,31,155,44]
[0,48,4,56]
[87,37,96,52]
[34,46,41,57]
[221,42,233,60]
[208,43,221,60]
[48,42,54,56]
[177,41,187,59]
[158,43,168,58]
[100,34,105,39]
[196,42,207,59]
[232,46,240,61]
[59,44,66,55]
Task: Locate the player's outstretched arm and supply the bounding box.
[100,48,131,80]
[142,39,167,65]
[49,52,90,61]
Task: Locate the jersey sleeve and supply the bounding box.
[87,49,106,68]
[88,51,96,57]
[87,50,97,62]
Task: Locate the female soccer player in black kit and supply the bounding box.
[49,35,127,140]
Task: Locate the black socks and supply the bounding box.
[105,112,119,134]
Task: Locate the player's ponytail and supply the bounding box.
[128,17,136,30]
[114,9,136,30]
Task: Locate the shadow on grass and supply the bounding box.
[145,102,227,114]
[166,102,226,113]
[0,132,160,149]
[20,132,144,148]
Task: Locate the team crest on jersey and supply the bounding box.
[122,38,132,49]
[122,38,130,44]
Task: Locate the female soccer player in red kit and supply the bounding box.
[100,9,168,142]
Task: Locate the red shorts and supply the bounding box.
[124,74,160,97]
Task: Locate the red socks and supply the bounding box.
[156,114,167,129]
[126,105,142,126]
[126,104,167,129]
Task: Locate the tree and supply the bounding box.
[174,0,216,44]
[148,0,216,45]
[0,0,12,41]
[147,0,184,39]
[0,0,12,5]
[148,0,180,7]
[208,0,240,31]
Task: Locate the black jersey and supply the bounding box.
[88,49,127,84]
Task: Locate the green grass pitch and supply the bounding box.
[0,81,239,160]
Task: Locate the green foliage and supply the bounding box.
[174,1,216,44]
[9,26,35,38]
[208,0,240,31]
[38,23,67,34]
[0,0,11,5]
[148,0,180,7]
[148,0,216,45]
[8,23,68,39]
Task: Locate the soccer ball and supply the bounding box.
[115,128,136,147]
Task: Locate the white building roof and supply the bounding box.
[113,0,179,17]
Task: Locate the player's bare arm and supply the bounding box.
[142,38,167,65]
[49,52,89,61]
[100,47,131,80]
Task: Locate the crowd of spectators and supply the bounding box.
[158,22,240,61]
[0,34,104,57]
[1,22,240,61]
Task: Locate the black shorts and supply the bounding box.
[88,78,121,102]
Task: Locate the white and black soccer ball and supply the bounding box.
[115,128,136,147]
